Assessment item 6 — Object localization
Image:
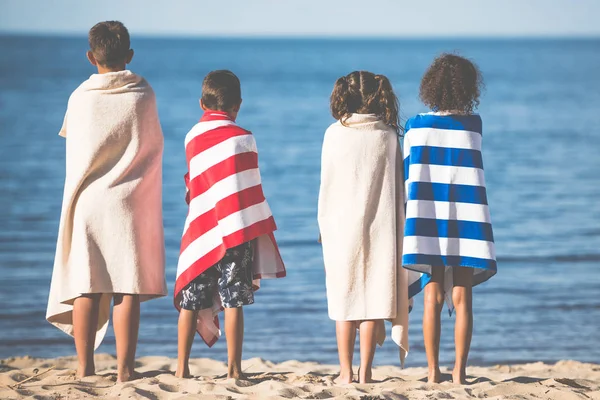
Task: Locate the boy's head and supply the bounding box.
[201,70,242,119]
[419,53,483,114]
[87,21,134,73]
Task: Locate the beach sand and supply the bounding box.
[1,354,599,399]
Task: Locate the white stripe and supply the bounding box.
[185,120,236,146]
[405,200,491,223]
[188,134,256,180]
[177,201,273,277]
[218,200,273,239]
[183,168,262,232]
[403,236,496,260]
[404,127,482,153]
[177,225,223,277]
[408,164,486,186]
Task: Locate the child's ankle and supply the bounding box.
[228,363,244,379]
[427,366,442,383]
[175,363,190,378]
[358,366,373,383]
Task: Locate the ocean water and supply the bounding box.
[0,36,599,368]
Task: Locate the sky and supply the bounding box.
[1,0,599,38]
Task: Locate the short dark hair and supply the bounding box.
[88,21,131,68]
[330,70,400,134]
[201,70,242,111]
[419,53,483,114]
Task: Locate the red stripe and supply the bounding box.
[180,185,267,253]
[221,216,277,249]
[187,152,258,202]
[174,217,278,299]
[186,127,250,164]
[174,245,225,297]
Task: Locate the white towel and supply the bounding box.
[318,114,423,366]
[46,70,167,348]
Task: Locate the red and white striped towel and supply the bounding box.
[175,110,286,347]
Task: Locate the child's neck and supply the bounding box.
[204,109,237,121]
[96,64,127,75]
[435,109,468,115]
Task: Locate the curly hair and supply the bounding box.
[419,53,483,114]
[330,71,400,134]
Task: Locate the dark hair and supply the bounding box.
[330,71,400,134]
[88,21,131,68]
[201,70,242,111]
[419,53,483,114]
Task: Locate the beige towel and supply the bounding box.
[317,114,411,365]
[46,70,167,348]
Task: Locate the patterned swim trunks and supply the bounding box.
[180,241,255,310]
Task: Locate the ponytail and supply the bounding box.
[330,76,351,125]
[373,74,400,135]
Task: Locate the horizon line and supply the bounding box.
[1,31,599,41]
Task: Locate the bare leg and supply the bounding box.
[423,267,445,383]
[73,294,101,378]
[224,307,245,379]
[452,267,474,384]
[334,321,356,384]
[176,309,198,378]
[113,294,140,382]
[358,320,377,383]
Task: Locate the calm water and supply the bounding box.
[0,36,599,367]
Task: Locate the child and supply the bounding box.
[175,70,286,379]
[402,54,497,384]
[318,71,423,384]
[46,21,167,382]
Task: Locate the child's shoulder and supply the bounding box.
[231,123,252,136]
[325,120,343,132]
[405,112,482,134]
[68,71,154,104]
[185,120,251,147]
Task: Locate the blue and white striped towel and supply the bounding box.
[402,112,497,312]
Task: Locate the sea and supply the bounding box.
[0,36,599,368]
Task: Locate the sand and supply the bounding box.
[1,354,599,400]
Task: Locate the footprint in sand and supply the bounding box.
[158,382,178,392]
[14,388,35,397]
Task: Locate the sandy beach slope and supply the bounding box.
[1,354,599,399]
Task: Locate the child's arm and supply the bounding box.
[184,172,190,205]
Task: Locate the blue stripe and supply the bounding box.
[405,114,482,134]
[403,254,497,271]
[410,146,483,169]
[403,155,410,181]
[405,218,494,242]
[407,182,488,205]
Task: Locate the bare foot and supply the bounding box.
[452,369,467,385]
[76,364,95,379]
[175,367,192,379]
[117,368,137,383]
[334,372,353,384]
[428,368,442,384]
